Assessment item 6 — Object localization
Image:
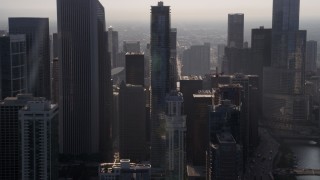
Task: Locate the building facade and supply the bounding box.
[182,43,210,76]
[9,18,51,100]
[125,53,145,86]
[228,14,244,48]
[57,0,111,159]
[0,35,27,99]
[19,100,59,179]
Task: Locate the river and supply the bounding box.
[286,140,320,180]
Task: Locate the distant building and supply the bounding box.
[9,18,51,100]
[123,41,140,53]
[52,33,58,58]
[165,91,186,180]
[0,35,27,99]
[170,28,178,90]
[0,94,37,179]
[125,53,145,86]
[182,43,210,76]
[217,44,226,73]
[51,58,59,104]
[20,100,59,179]
[119,83,147,162]
[228,14,244,48]
[306,41,318,75]
[223,47,251,75]
[108,27,119,68]
[99,159,151,180]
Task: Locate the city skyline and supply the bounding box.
[1,0,319,26]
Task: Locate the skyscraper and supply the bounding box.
[20,100,58,179]
[108,27,119,68]
[119,83,147,162]
[169,28,178,90]
[306,40,318,75]
[0,94,37,179]
[123,41,140,53]
[9,18,51,100]
[125,53,145,86]
[51,57,59,104]
[182,43,211,76]
[57,0,111,160]
[263,0,307,122]
[150,1,171,168]
[0,35,27,99]
[228,14,244,48]
[165,91,186,180]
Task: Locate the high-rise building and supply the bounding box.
[57,0,111,160]
[207,132,242,180]
[99,159,151,180]
[123,41,140,53]
[51,58,59,104]
[182,43,211,76]
[119,83,147,162]
[144,44,151,86]
[0,35,27,99]
[263,0,307,123]
[228,14,244,48]
[165,91,186,180]
[9,18,51,100]
[306,40,318,75]
[190,90,213,166]
[125,53,145,86]
[150,1,171,168]
[223,47,251,74]
[52,33,58,58]
[108,27,119,68]
[217,44,226,73]
[19,100,58,179]
[0,94,37,179]
[170,28,178,90]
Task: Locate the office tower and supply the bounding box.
[151,1,171,168]
[115,51,126,68]
[190,90,213,166]
[0,35,27,99]
[0,94,36,179]
[51,57,59,104]
[306,41,318,75]
[169,28,178,90]
[112,86,120,151]
[108,27,119,68]
[217,44,226,73]
[144,44,151,86]
[182,43,210,76]
[52,33,58,58]
[224,47,251,74]
[57,0,111,159]
[165,91,186,180]
[20,100,58,179]
[123,41,140,53]
[99,159,151,179]
[125,53,145,86]
[207,132,242,180]
[119,83,147,162]
[263,0,307,122]
[228,14,244,48]
[9,18,51,100]
[179,76,203,162]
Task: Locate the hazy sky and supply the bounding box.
[1,0,319,26]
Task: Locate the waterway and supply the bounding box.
[285,140,320,180]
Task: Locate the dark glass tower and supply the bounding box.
[151,1,171,168]
[57,0,111,160]
[9,18,51,100]
[228,14,244,48]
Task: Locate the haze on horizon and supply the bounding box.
[0,0,319,27]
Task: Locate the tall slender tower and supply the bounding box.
[263,0,307,122]
[9,18,51,100]
[57,0,111,160]
[151,1,171,168]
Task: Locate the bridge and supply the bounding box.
[274,168,320,176]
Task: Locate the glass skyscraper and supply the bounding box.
[150,1,171,168]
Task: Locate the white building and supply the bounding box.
[165,91,186,180]
[99,159,151,180]
[19,100,58,180]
